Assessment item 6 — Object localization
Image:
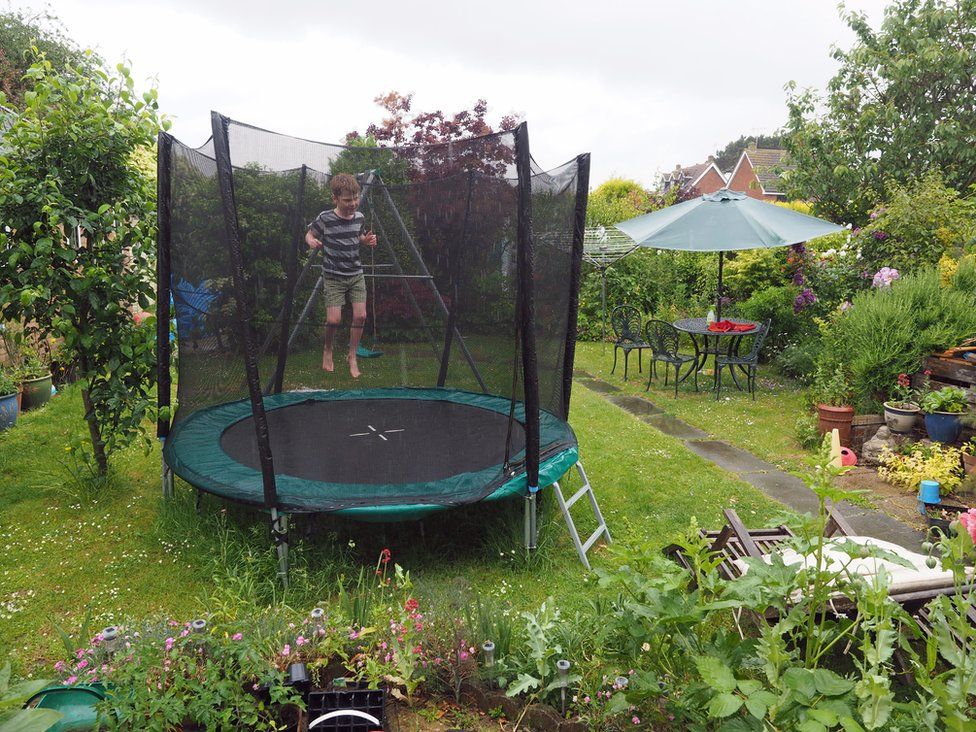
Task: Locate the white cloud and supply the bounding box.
[7,0,889,186]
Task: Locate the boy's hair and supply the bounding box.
[330,173,360,199]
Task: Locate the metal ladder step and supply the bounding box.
[552,461,611,571]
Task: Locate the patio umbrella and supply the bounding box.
[614,188,844,320]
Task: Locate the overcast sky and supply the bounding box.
[9,0,889,187]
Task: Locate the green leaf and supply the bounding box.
[696,656,737,693]
[797,720,828,732]
[0,708,65,731]
[505,673,540,697]
[783,668,816,699]
[708,693,744,718]
[737,679,762,696]
[812,668,854,697]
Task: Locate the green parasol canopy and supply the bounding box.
[614,188,844,318]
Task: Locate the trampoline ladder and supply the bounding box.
[553,461,611,571]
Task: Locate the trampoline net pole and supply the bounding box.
[561,153,589,419]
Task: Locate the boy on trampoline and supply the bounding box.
[306,173,377,378]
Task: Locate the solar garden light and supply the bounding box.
[615,675,629,690]
[101,626,119,654]
[481,640,495,668]
[556,659,571,715]
[310,607,325,621]
[191,618,207,633]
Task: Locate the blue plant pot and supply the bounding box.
[0,392,18,431]
[924,411,963,444]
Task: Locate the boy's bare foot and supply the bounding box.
[322,352,334,372]
[348,355,360,379]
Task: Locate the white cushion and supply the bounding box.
[733,535,970,595]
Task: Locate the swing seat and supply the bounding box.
[356,344,383,358]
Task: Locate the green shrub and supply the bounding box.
[723,248,786,301]
[736,285,807,355]
[818,269,976,412]
[775,338,821,381]
[857,171,976,274]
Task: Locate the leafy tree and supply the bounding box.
[586,178,653,228]
[784,0,976,224]
[713,134,783,173]
[0,8,98,109]
[856,170,976,273]
[0,52,164,474]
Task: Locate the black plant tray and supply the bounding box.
[305,680,385,732]
[924,502,969,535]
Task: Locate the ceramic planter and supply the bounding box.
[0,392,17,431]
[924,411,963,444]
[21,373,52,410]
[924,502,968,536]
[816,404,855,447]
[883,401,920,434]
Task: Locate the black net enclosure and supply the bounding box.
[156,113,589,572]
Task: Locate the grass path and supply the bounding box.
[1,370,790,668]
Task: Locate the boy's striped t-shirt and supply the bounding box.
[308,210,365,276]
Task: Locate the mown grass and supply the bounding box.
[0,364,794,671]
[574,341,812,476]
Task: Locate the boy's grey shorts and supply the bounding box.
[323,272,367,307]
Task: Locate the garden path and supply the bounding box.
[573,371,925,551]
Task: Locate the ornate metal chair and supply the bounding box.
[644,319,696,398]
[714,319,770,400]
[610,305,649,380]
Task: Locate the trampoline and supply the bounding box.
[156,113,609,579]
[164,387,579,519]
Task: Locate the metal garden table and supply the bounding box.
[672,317,761,391]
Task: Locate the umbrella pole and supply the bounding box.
[601,268,607,352]
[717,251,724,321]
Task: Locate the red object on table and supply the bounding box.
[707,320,756,333]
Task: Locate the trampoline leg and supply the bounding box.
[524,489,538,553]
[162,456,174,499]
[271,508,289,588]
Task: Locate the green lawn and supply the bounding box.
[574,342,812,476]
[0,359,796,669]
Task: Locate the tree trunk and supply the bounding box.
[80,385,108,475]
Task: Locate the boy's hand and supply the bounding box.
[306,230,323,249]
[362,230,377,247]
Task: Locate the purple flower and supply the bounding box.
[790,242,807,256]
[872,267,900,288]
[793,287,817,313]
[792,271,805,286]
[872,229,888,241]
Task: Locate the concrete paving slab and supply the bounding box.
[573,369,592,378]
[684,440,777,474]
[609,395,664,417]
[834,502,926,551]
[644,413,709,439]
[740,471,821,515]
[580,379,621,394]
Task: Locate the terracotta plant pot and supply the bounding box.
[883,401,920,434]
[964,452,976,476]
[817,404,855,447]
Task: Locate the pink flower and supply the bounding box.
[632,716,641,725]
[280,644,291,656]
[959,509,976,543]
[232,633,243,641]
[296,636,308,646]
[76,660,88,670]
[65,676,77,684]
[164,637,175,652]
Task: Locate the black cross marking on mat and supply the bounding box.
[348,424,406,442]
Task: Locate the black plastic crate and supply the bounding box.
[306,681,386,732]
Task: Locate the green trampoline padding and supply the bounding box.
[164,387,578,520]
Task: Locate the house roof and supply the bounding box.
[663,157,726,190]
[729,145,792,196]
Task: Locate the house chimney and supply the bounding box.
[707,155,715,163]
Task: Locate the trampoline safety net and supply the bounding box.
[157,114,589,514]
